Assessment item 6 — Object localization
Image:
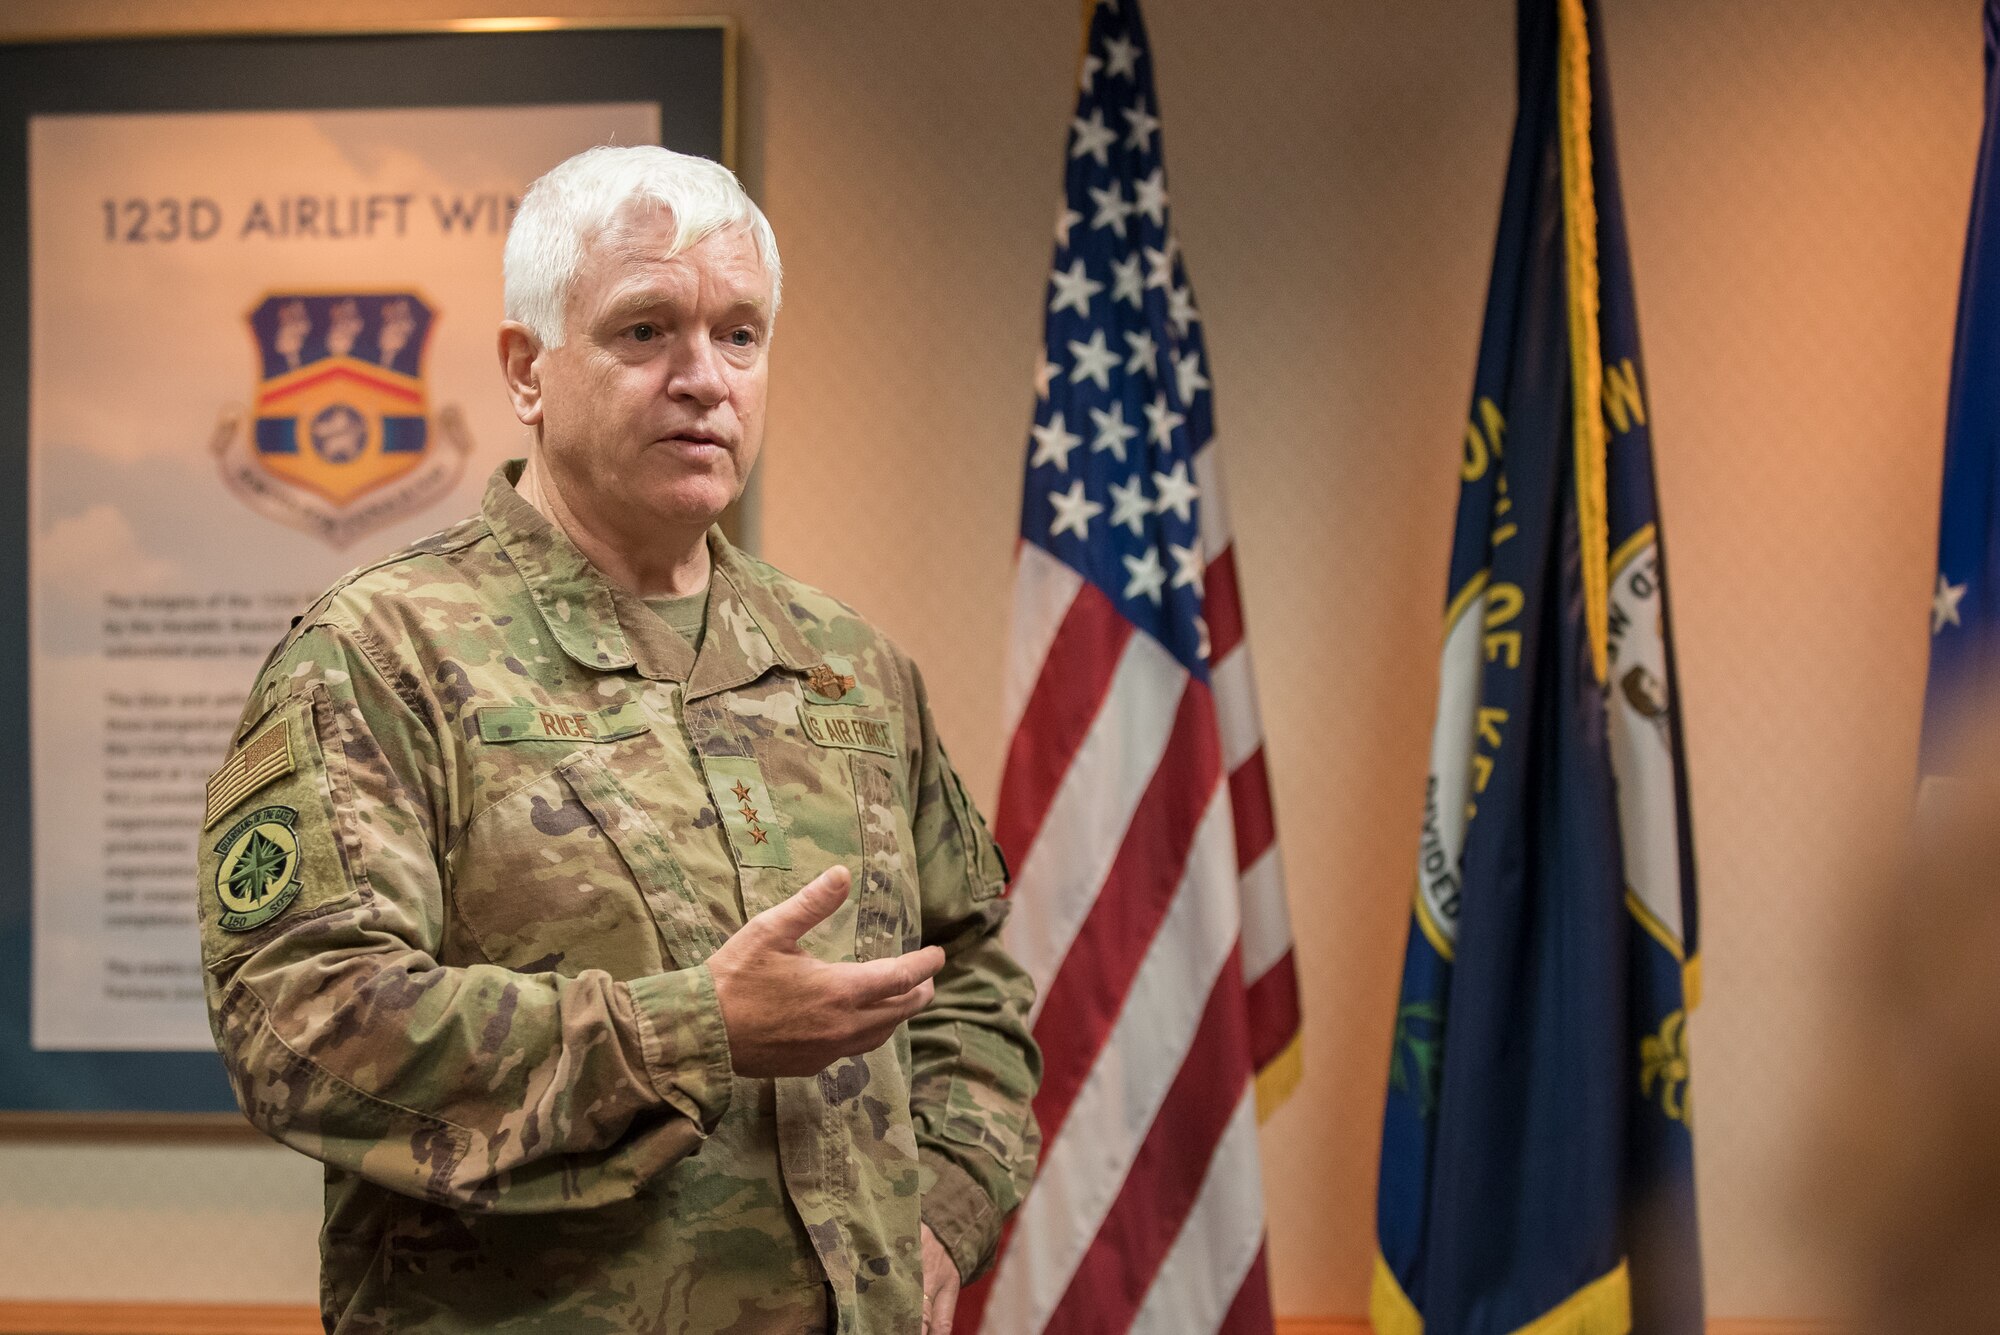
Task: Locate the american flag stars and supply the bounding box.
[1132,168,1168,226]
[1110,253,1144,309]
[1143,392,1184,448]
[1168,540,1203,589]
[1054,202,1082,247]
[1152,459,1198,522]
[1020,0,1216,677]
[1029,413,1083,471]
[1048,479,1105,541]
[1077,51,1102,95]
[1048,258,1103,317]
[1108,473,1150,535]
[1123,101,1160,152]
[1120,545,1166,604]
[1101,32,1141,80]
[1068,330,1120,390]
[1069,108,1117,166]
[1089,402,1138,460]
[1089,183,1134,238]
[1122,328,1157,375]
[1033,353,1060,400]
[1174,349,1210,402]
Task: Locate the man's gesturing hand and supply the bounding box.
[708,865,944,1078]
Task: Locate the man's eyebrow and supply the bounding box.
[597,290,771,325]
[599,289,679,323]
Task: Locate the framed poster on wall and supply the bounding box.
[0,20,734,1119]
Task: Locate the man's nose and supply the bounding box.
[666,337,728,407]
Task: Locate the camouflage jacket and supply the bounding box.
[196,462,1040,1334]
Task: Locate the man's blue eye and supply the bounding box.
[631,324,656,341]
[729,329,755,347]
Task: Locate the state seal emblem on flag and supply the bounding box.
[209,292,473,548]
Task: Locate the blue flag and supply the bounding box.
[1923,0,2000,776]
[1372,2,1703,1331]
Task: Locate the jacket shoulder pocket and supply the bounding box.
[850,752,917,962]
[938,743,1007,902]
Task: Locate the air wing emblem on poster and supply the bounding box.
[210,293,472,547]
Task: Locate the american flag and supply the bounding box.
[962,1,1302,1330]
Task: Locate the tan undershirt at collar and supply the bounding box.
[644,584,710,654]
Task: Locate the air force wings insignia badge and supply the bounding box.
[210,293,473,548]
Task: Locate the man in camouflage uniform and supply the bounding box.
[196,145,1040,1334]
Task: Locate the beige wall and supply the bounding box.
[0,0,1975,1320]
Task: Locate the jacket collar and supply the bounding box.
[482,460,817,692]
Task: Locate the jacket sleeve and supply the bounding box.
[197,619,733,1213]
[898,656,1043,1283]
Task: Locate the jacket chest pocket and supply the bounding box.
[446,745,730,977]
[697,695,915,964]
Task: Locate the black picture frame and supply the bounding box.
[0,20,734,1123]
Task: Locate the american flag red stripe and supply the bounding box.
[1202,545,1247,662]
[1220,1247,1278,1334]
[994,583,1134,861]
[964,0,1301,1329]
[1246,944,1303,1073]
[1025,681,1221,1146]
[1227,748,1277,869]
[1043,949,1254,1333]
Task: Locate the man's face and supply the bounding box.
[531,208,773,537]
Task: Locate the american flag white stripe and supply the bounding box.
[1192,441,1233,555]
[1237,845,1291,982]
[1009,629,1185,1011]
[960,1,1299,1329]
[1001,544,1086,740]
[982,789,1238,1332]
[1129,1092,1268,1335]
[1210,646,1264,773]
[1036,941,1265,1332]
[1201,445,1297,1079]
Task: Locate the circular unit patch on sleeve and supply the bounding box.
[212,804,306,932]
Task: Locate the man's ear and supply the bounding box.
[498,321,546,426]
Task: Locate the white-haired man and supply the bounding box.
[197,145,1040,1334]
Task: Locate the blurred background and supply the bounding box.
[0,0,1972,1326]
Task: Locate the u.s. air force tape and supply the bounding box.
[798,705,895,757]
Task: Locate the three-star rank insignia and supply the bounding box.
[729,779,771,842]
[702,757,790,869]
[211,292,473,549]
[804,660,859,704]
[212,805,306,932]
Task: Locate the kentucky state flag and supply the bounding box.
[1372,1,1703,1332]
[1923,0,2000,777]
